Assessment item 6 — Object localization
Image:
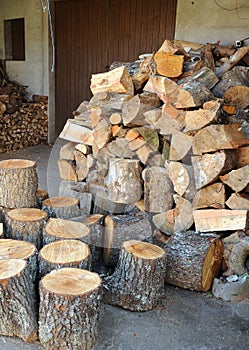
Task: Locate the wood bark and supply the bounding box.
[42,196,82,219]
[215,46,249,77]
[39,239,90,277]
[165,231,223,291]
[0,259,37,342]
[5,208,47,250]
[175,82,214,109]
[104,240,166,311]
[104,158,142,204]
[0,159,38,208]
[36,188,48,209]
[39,268,102,350]
[103,214,152,267]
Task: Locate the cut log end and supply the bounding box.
[44,218,90,241]
[43,196,79,208]
[123,240,165,260]
[7,208,47,222]
[0,258,26,279]
[0,239,36,260]
[0,159,36,170]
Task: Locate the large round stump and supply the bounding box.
[39,239,90,277]
[5,208,48,250]
[42,196,81,219]
[39,268,102,350]
[0,159,38,208]
[0,259,37,342]
[104,240,166,311]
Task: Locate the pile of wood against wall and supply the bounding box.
[0,61,48,153]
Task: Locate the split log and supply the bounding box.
[75,143,91,155]
[191,150,237,189]
[59,142,76,160]
[153,51,184,78]
[165,231,223,291]
[226,192,249,210]
[42,217,90,246]
[154,114,182,136]
[179,67,219,90]
[143,75,178,103]
[169,131,193,161]
[135,126,160,151]
[92,118,112,150]
[192,182,225,209]
[193,209,249,232]
[0,159,38,208]
[39,268,102,350]
[219,165,249,192]
[104,158,142,204]
[59,119,94,145]
[107,138,135,158]
[122,94,155,126]
[224,85,249,109]
[42,196,82,219]
[166,161,190,196]
[103,213,152,267]
[215,46,249,77]
[73,150,88,181]
[104,240,166,311]
[90,66,134,96]
[89,91,132,110]
[175,82,214,109]
[109,112,122,125]
[131,55,155,91]
[236,146,249,168]
[36,188,48,209]
[5,208,47,250]
[0,259,37,342]
[142,166,173,212]
[39,239,90,277]
[57,159,78,182]
[201,43,215,71]
[143,108,162,126]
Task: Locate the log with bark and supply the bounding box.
[39,268,102,350]
[42,196,82,219]
[104,240,166,311]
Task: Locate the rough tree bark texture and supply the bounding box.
[104,240,166,311]
[39,268,102,350]
[0,259,37,342]
[0,159,38,208]
[5,208,48,250]
[42,196,82,219]
[165,231,223,291]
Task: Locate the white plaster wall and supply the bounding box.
[0,0,49,98]
[175,0,249,46]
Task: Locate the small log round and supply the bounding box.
[0,238,37,282]
[42,196,81,219]
[5,208,48,250]
[104,240,166,311]
[43,217,90,245]
[165,231,224,291]
[37,188,49,209]
[0,259,37,342]
[39,267,102,350]
[0,159,38,208]
[39,239,90,277]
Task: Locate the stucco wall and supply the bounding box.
[0,0,49,98]
[175,0,249,45]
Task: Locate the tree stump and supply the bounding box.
[5,208,48,250]
[0,239,38,282]
[39,267,102,350]
[39,239,90,277]
[0,259,37,342]
[37,188,49,209]
[0,159,38,208]
[104,240,166,311]
[42,196,82,219]
[165,231,224,291]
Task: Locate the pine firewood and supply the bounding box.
[219,165,249,192]
[90,66,134,96]
[192,123,248,155]
[192,150,236,190]
[169,131,193,161]
[226,192,249,210]
[215,46,249,77]
[192,182,225,209]
[193,209,249,232]
[153,51,184,78]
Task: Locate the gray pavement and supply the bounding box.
[0,142,249,350]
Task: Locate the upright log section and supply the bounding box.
[0,259,37,342]
[165,231,223,291]
[42,196,81,219]
[39,239,90,277]
[39,268,102,350]
[0,159,38,208]
[36,188,49,209]
[5,208,48,250]
[104,240,166,311]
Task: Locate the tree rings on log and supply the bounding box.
[39,268,102,350]
[39,239,90,277]
[5,208,48,250]
[42,196,81,219]
[0,259,37,342]
[0,159,38,208]
[104,240,166,311]
[165,231,223,291]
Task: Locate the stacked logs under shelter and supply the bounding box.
[0,61,48,153]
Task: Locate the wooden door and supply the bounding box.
[55,0,177,135]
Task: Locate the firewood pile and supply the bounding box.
[0,61,48,153]
[58,38,249,297]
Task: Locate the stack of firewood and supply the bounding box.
[58,39,249,293]
[0,61,48,153]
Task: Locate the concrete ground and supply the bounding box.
[0,142,249,350]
